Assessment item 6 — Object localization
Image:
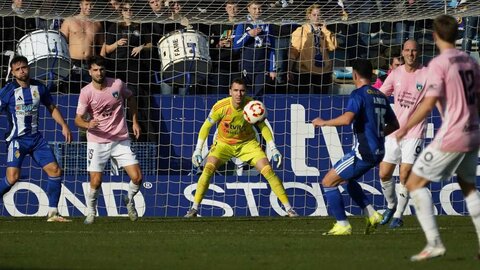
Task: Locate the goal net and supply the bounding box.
[0,0,479,218]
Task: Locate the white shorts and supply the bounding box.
[383,136,423,165]
[87,140,138,172]
[412,144,478,183]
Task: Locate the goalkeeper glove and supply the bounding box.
[268,141,282,168]
[192,139,205,168]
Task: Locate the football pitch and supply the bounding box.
[0,216,478,270]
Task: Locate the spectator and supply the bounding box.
[102,0,156,142]
[372,55,404,89]
[233,0,276,96]
[60,0,104,93]
[206,0,241,95]
[289,4,337,94]
[461,16,479,54]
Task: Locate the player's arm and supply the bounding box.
[312,112,355,127]
[233,23,250,51]
[47,104,72,143]
[191,117,216,167]
[257,121,282,168]
[396,96,437,141]
[60,18,69,41]
[126,95,141,140]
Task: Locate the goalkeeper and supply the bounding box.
[185,78,298,218]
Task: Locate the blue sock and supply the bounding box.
[0,177,13,197]
[47,176,62,208]
[346,181,370,209]
[324,186,347,221]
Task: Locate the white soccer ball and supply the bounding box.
[243,100,267,124]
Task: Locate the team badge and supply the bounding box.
[32,89,39,98]
[14,150,20,159]
[416,82,425,92]
[112,91,119,99]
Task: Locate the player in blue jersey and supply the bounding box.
[0,55,72,222]
[233,0,276,96]
[312,59,399,235]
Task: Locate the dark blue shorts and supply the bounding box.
[6,133,57,168]
[334,151,379,182]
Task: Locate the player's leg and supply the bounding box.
[186,141,230,217]
[390,138,423,228]
[84,142,109,224]
[407,146,464,261]
[379,161,397,224]
[455,149,480,259]
[0,140,26,198]
[389,163,413,228]
[241,140,296,216]
[32,137,70,222]
[379,136,401,225]
[112,140,142,221]
[321,168,351,235]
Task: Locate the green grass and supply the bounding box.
[0,216,478,270]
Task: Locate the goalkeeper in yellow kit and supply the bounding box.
[185,78,298,217]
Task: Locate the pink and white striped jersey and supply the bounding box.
[380,65,428,139]
[425,48,480,152]
[76,77,132,143]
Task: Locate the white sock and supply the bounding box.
[48,207,58,217]
[410,188,442,246]
[87,187,100,216]
[380,179,397,209]
[192,202,199,210]
[364,204,376,218]
[393,183,409,219]
[283,202,292,211]
[337,220,350,226]
[128,181,140,202]
[465,191,480,248]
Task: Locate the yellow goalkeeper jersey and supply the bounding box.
[209,96,255,144]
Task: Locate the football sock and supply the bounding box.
[346,181,369,209]
[380,178,397,209]
[47,176,62,208]
[465,191,480,246]
[128,181,140,202]
[261,165,289,205]
[0,177,12,197]
[393,183,409,219]
[411,187,441,246]
[193,162,215,205]
[324,187,347,221]
[87,187,100,215]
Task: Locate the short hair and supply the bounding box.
[230,78,246,88]
[87,56,106,69]
[390,55,404,65]
[433,14,458,44]
[247,0,261,8]
[352,59,373,80]
[226,0,237,5]
[306,4,321,19]
[10,55,28,68]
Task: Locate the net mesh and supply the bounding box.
[0,0,478,217]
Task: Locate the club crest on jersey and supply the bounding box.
[14,150,20,159]
[416,82,424,92]
[112,91,119,99]
[32,89,39,98]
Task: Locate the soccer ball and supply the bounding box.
[243,100,267,124]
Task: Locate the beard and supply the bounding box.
[92,76,105,84]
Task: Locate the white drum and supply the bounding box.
[158,30,210,83]
[16,30,71,82]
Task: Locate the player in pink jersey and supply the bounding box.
[75,56,143,225]
[397,15,480,261]
[378,39,428,229]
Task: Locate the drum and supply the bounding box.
[16,30,70,82]
[158,30,210,84]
